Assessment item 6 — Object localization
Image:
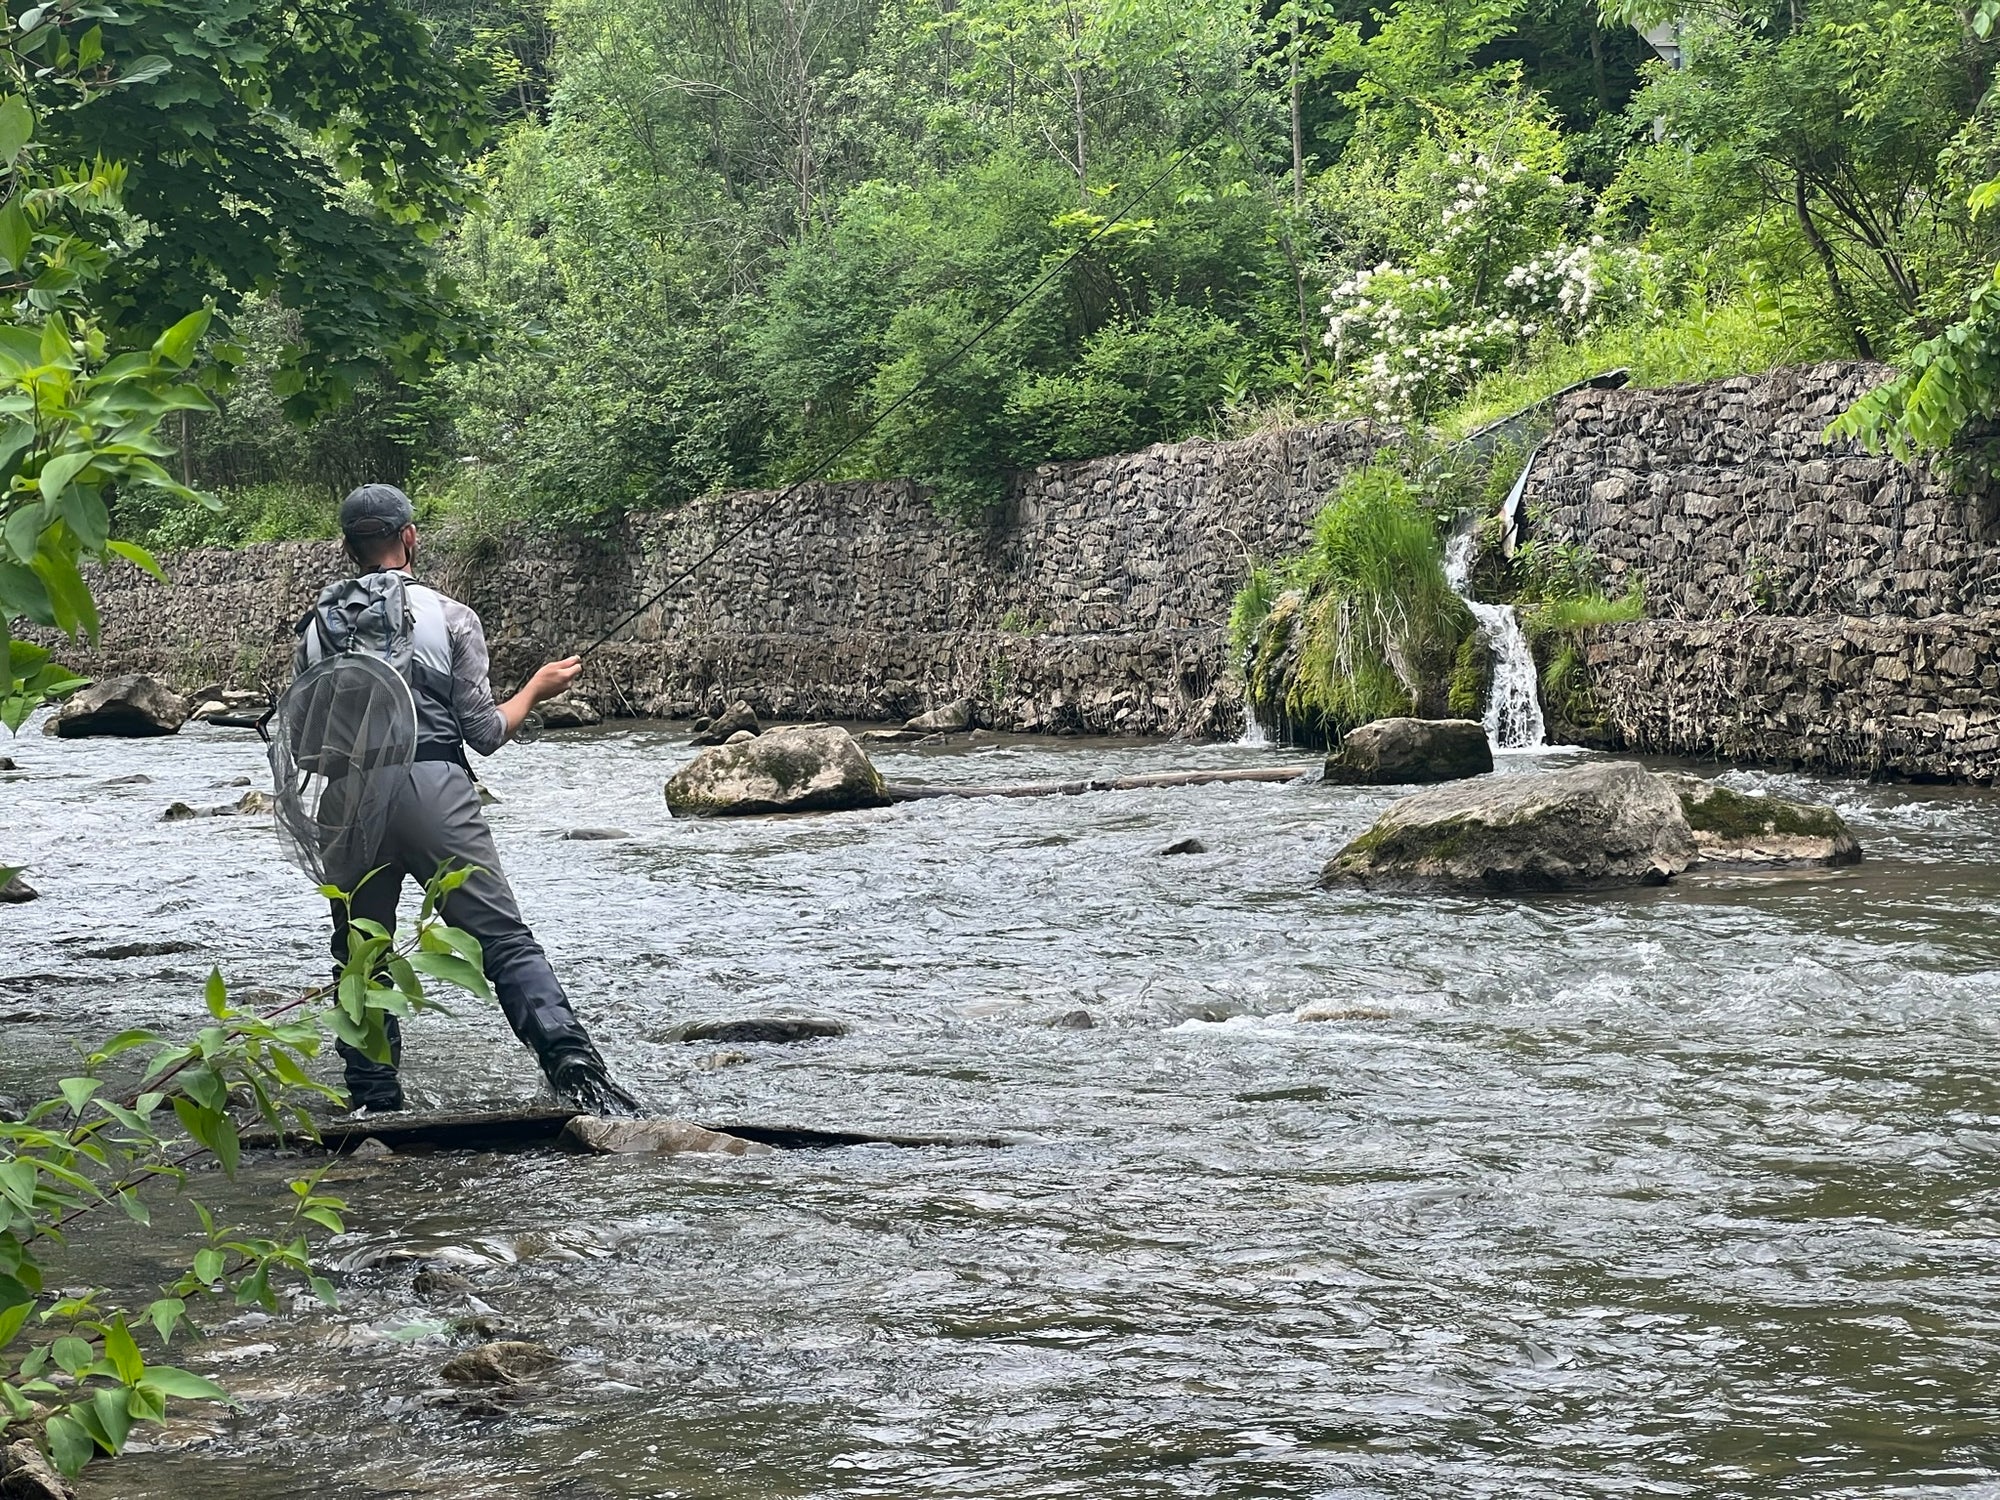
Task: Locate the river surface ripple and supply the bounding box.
[4,721,2000,1499]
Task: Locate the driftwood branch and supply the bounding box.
[884,765,1317,802]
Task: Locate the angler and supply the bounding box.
[269,484,639,1116]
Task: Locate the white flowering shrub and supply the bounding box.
[1316,108,1660,421]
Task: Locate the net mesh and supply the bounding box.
[268,652,418,883]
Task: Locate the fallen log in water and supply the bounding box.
[238,1106,1018,1155]
[885,764,1317,802]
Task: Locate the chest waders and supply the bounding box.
[268,570,641,1117]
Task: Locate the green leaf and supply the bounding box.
[107,539,167,582]
[0,559,52,622]
[57,484,108,551]
[0,1298,31,1351]
[408,950,492,1000]
[0,98,29,168]
[151,309,210,370]
[118,1189,150,1226]
[0,1270,30,1313]
[0,194,28,276]
[45,1413,93,1476]
[116,54,173,87]
[137,1365,230,1403]
[146,1298,185,1346]
[0,1160,35,1211]
[51,1333,94,1375]
[191,1247,225,1286]
[57,1076,100,1115]
[204,969,227,1019]
[102,1315,143,1383]
[38,450,91,506]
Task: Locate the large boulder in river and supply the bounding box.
[47,674,186,738]
[1321,761,1698,893]
[1662,774,1861,867]
[1324,716,1492,785]
[665,724,888,817]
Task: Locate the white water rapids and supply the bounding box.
[1445,524,1547,750]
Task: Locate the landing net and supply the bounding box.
[267,652,417,883]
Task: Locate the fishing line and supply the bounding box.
[570,82,1265,666]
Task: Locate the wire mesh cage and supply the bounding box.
[267,652,418,883]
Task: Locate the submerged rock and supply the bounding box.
[672,1015,850,1044]
[1322,761,1698,893]
[440,1340,562,1386]
[861,728,923,745]
[665,724,888,817]
[690,700,760,746]
[905,697,973,734]
[162,789,273,821]
[1323,716,1493,785]
[538,695,603,729]
[0,874,35,904]
[559,1116,773,1157]
[1663,774,1862,867]
[1048,1008,1097,1030]
[560,827,631,841]
[0,756,15,771]
[48,674,188,738]
[1157,837,1207,856]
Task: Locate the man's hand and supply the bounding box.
[498,656,584,742]
[527,656,583,705]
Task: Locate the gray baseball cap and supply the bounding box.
[339,483,414,538]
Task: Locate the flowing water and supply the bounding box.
[5,720,2000,1498]
[1445,529,1547,752]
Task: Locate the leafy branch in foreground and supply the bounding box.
[0,866,494,1479]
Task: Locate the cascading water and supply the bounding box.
[1445,523,1547,750]
[1236,699,1269,748]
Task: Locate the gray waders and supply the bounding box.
[327,759,615,1111]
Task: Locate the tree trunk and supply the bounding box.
[1793,172,1874,360]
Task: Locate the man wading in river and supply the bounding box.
[284,484,639,1117]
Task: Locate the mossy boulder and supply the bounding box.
[664,724,888,818]
[1321,761,1697,893]
[1662,774,1861,866]
[1324,716,1492,785]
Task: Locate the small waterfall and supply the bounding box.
[1236,697,1269,748]
[1444,524,1547,751]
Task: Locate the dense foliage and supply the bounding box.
[137,0,1997,537]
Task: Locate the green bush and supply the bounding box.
[1240,463,1474,740]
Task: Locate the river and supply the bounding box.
[4,720,1999,1498]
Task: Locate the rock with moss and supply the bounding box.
[1662,774,1861,866]
[1321,761,1697,893]
[1324,717,1492,785]
[664,724,888,817]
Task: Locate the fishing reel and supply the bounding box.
[516,709,546,745]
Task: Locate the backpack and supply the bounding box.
[266,573,426,880]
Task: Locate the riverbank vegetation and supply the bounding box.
[87,0,1996,546]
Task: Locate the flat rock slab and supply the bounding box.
[240,1105,1006,1155]
[671,1016,851,1044]
[561,1116,774,1156]
[1663,774,1861,866]
[1324,716,1493,785]
[1322,761,1698,893]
